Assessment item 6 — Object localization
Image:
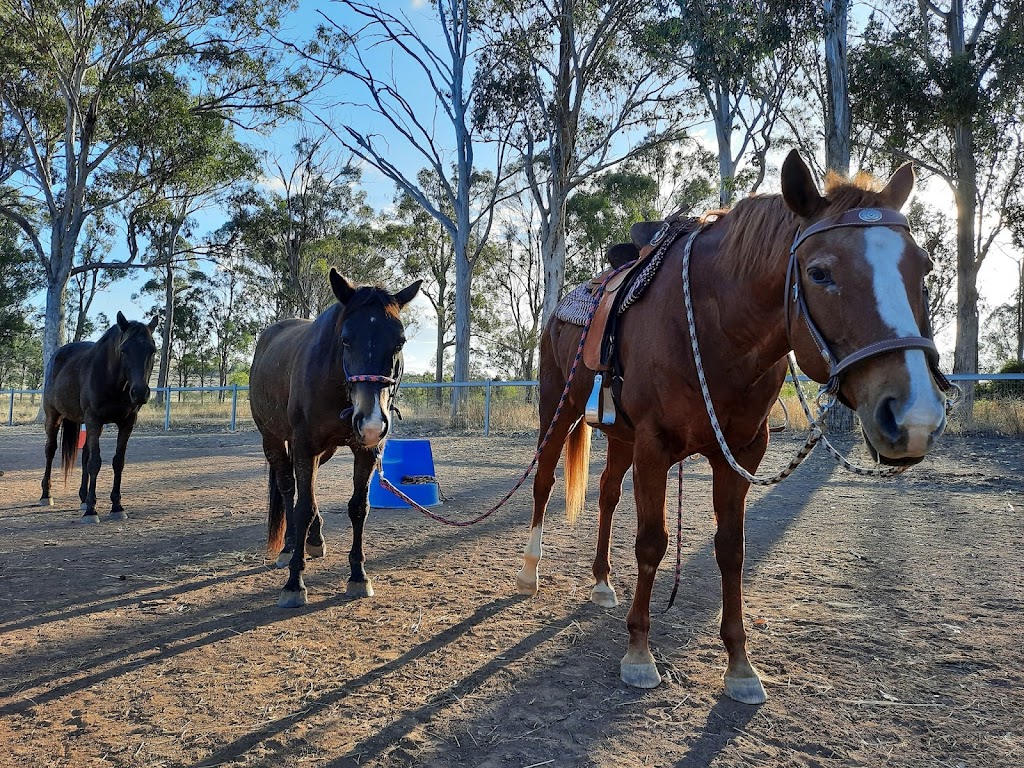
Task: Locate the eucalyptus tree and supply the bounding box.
[224,135,391,320]
[66,217,116,343]
[126,116,257,403]
[851,0,1024,378]
[667,0,818,205]
[314,0,509,398]
[0,0,321,387]
[0,216,37,370]
[475,0,691,326]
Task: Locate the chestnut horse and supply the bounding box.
[250,268,421,608]
[517,151,949,704]
[39,312,159,522]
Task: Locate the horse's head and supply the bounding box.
[781,150,947,465]
[330,268,422,449]
[115,312,159,406]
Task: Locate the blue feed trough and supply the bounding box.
[368,438,441,509]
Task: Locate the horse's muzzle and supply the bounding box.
[353,408,389,448]
[130,385,151,406]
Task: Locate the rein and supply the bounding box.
[371,261,638,526]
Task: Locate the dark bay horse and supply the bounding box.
[518,150,949,703]
[250,268,421,608]
[40,312,159,522]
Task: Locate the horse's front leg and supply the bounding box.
[620,438,672,689]
[81,422,104,524]
[345,448,376,597]
[591,436,633,608]
[108,413,137,521]
[708,428,769,705]
[279,442,318,608]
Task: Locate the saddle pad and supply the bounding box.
[554,283,595,327]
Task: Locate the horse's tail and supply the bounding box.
[60,420,81,486]
[267,467,286,555]
[564,418,591,525]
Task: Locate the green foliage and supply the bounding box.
[0,218,37,351]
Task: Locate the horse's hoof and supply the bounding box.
[37,497,53,507]
[515,570,538,596]
[620,661,663,689]
[278,588,307,609]
[346,579,374,598]
[109,510,128,522]
[305,542,326,559]
[590,582,618,607]
[79,503,88,512]
[79,514,100,525]
[274,551,292,569]
[724,674,768,705]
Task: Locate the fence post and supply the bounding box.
[484,379,492,437]
[7,388,14,426]
[164,388,172,431]
[230,384,238,432]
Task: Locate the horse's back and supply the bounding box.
[44,341,96,419]
[251,319,314,439]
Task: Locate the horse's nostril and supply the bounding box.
[874,396,900,443]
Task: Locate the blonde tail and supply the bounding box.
[564,420,591,524]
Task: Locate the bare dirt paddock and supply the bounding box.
[0,427,1022,768]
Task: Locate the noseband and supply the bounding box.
[785,207,953,398]
[341,356,405,427]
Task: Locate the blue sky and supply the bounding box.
[36,0,1022,373]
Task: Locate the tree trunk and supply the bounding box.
[823,0,851,176]
[540,196,567,328]
[711,83,736,207]
[156,256,176,406]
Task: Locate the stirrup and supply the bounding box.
[585,373,616,426]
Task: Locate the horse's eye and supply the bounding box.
[341,337,351,349]
[396,338,406,351]
[807,266,833,285]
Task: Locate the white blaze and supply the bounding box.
[863,228,944,447]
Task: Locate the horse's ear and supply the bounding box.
[116,311,130,332]
[781,150,826,219]
[148,316,160,332]
[630,221,665,248]
[880,162,915,210]
[607,243,639,269]
[329,267,356,305]
[394,280,422,310]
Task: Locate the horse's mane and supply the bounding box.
[713,170,896,279]
[340,286,402,321]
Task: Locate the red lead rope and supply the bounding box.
[373,261,637,527]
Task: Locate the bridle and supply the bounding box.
[785,207,955,400]
[341,352,405,428]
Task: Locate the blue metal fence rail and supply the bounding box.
[4,374,1023,432]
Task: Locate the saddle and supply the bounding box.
[581,217,690,426]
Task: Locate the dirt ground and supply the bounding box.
[0,425,1021,768]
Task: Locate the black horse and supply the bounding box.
[40,312,159,522]
[250,268,421,607]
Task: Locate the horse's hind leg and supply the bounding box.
[108,414,137,521]
[264,436,296,569]
[78,439,90,511]
[709,437,768,705]
[620,439,672,689]
[81,421,103,523]
[39,411,60,506]
[305,448,336,560]
[591,436,633,608]
[344,448,375,598]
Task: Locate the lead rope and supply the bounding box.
[372,261,638,526]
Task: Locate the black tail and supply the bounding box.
[267,468,285,555]
[60,420,80,486]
